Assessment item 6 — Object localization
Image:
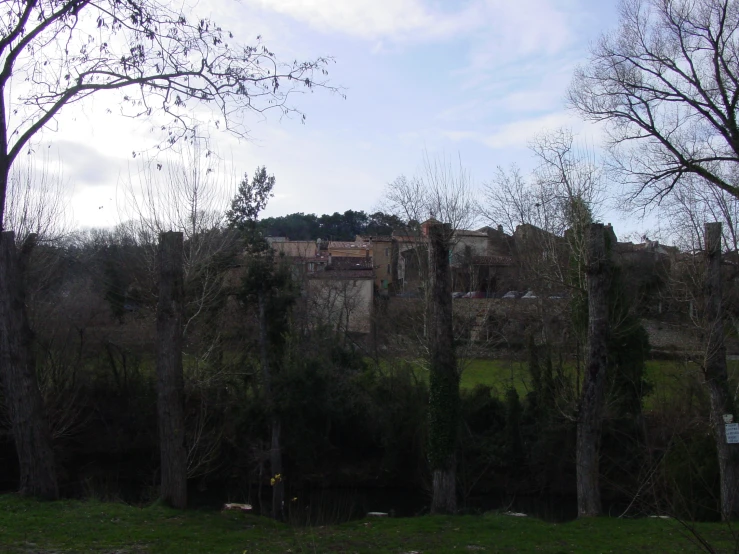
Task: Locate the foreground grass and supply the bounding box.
[1,495,736,553]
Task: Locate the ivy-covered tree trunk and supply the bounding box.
[427,222,459,514]
[576,223,609,518]
[703,222,739,522]
[156,232,187,509]
[0,231,58,499]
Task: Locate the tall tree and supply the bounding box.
[0,2,334,496]
[703,222,739,521]
[384,154,475,513]
[569,0,739,204]
[0,231,57,499]
[427,221,459,514]
[576,223,610,517]
[156,231,187,509]
[228,165,292,519]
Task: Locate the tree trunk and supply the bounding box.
[270,416,284,520]
[0,232,58,499]
[258,293,284,520]
[703,222,739,521]
[156,232,187,509]
[576,223,609,518]
[427,223,459,514]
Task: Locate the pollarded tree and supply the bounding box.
[0,0,337,499]
[384,154,477,514]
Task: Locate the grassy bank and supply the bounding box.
[0,495,735,553]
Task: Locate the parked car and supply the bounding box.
[463,291,486,299]
[522,291,537,299]
[452,292,465,298]
[502,291,519,299]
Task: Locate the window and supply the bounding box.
[387,264,391,275]
[385,247,389,257]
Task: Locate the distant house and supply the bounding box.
[306,269,374,334]
[393,219,521,294]
[356,235,395,293]
[267,237,328,276]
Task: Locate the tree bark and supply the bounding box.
[156,232,187,509]
[270,416,284,520]
[703,222,739,521]
[0,231,58,499]
[576,223,609,518]
[427,223,459,514]
[258,292,284,520]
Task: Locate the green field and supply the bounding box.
[454,357,739,406]
[0,495,734,553]
[459,358,530,396]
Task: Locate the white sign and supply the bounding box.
[726,423,739,444]
[724,414,735,424]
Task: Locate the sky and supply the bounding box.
[23,0,644,237]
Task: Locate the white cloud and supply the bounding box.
[243,0,481,41]
[465,0,572,63]
[442,111,582,150]
[242,0,574,55]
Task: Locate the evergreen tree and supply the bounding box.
[227,166,275,247]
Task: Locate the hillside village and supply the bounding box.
[262,218,691,352]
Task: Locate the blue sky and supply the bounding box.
[37,0,639,234]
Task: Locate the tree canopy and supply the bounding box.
[0,0,337,228]
[570,0,739,205]
[258,210,404,241]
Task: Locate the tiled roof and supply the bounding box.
[328,241,370,249]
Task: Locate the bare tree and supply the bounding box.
[5,156,70,245]
[0,0,337,228]
[479,165,537,236]
[482,128,605,296]
[119,139,236,337]
[662,175,739,254]
[569,0,739,205]
[386,153,477,235]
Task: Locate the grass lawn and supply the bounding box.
[457,357,739,405]
[459,359,530,396]
[0,495,734,553]
[400,359,531,396]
